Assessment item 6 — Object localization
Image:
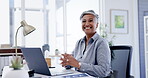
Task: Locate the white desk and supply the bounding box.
[1,65,95,78]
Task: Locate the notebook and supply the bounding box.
[21,47,75,76]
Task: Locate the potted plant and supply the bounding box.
[55,49,60,55]
[9,56,23,70]
[99,24,116,46]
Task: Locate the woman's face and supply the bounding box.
[81,14,98,35]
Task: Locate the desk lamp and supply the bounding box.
[15,20,36,56]
[10,20,35,69]
[4,20,36,78]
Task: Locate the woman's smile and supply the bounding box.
[84,27,92,29]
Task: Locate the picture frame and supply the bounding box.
[110,9,128,34]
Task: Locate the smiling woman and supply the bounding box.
[60,10,112,77]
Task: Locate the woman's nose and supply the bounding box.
[85,22,90,26]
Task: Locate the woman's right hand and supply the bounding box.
[60,53,80,68]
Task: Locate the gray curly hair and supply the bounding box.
[80,10,99,22]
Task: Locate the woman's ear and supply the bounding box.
[96,23,98,28]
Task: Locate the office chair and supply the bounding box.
[109,45,134,78]
[42,44,50,56]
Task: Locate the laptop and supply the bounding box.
[21,47,75,76]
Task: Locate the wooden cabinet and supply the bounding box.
[144,16,148,78]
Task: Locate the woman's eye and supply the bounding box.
[89,19,93,22]
[82,20,86,23]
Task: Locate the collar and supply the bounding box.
[81,32,99,43]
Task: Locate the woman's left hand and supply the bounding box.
[60,53,80,68]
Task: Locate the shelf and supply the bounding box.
[0,48,22,56]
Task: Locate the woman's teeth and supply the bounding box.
[85,27,91,29]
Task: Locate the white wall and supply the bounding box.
[105,0,140,78]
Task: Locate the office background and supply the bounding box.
[0,0,147,78]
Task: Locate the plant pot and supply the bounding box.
[2,66,29,78]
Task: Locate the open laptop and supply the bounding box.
[21,47,75,76]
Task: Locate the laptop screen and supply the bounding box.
[21,48,51,76]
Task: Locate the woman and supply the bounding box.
[60,10,111,77]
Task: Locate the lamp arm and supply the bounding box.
[15,25,23,56]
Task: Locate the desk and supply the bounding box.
[1,66,95,78]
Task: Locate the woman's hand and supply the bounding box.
[60,53,80,68]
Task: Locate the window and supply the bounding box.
[13,0,47,47]
[0,0,10,45]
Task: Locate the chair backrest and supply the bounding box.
[110,46,132,78]
[42,44,50,56]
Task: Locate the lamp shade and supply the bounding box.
[21,20,36,36]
